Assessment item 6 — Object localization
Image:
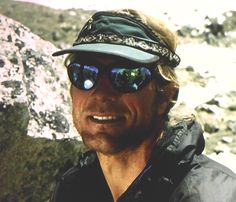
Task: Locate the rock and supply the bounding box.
[52,31,62,41]
[206,97,220,106]
[226,120,236,134]
[206,92,236,109]
[0,14,86,202]
[204,123,219,134]
[195,104,224,115]
[58,13,65,23]
[204,16,225,37]
[226,91,236,111]
[0,102,30,151]
[177,26,196,37]
[69,10,77,16]
[60,22,73,32]
[0,58,5,67]
[223,11,236,33]
[0,0,95,48]
[0,14,78,140]
[228,105,236,111]
[185,66,195,72]
[227,91,236,98]
[177,10,236,47]
[221,136,233,144]
[214,143,231,154]
[231,147,236,155]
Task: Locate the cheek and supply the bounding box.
[71,87,86,122]
[124,82,158,120]
[71,86,87,107]
[71,98,81,128]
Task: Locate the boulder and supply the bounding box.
[0,14,86,201]
[0,14,78,140]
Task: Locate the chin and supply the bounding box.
[81,133,123,155]
[79,119,159,154]
[81,129,152,156]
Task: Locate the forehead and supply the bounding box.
[92,54,118,66]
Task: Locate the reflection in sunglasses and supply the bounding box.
[68,63,153,93]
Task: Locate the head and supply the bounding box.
[53,9,180,154]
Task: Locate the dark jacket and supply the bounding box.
[51,119,236,202]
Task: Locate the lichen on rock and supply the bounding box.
[0,14,86,201]
[0,14,78,140]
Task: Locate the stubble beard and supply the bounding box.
[74,104,163,155]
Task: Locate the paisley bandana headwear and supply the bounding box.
[52,11,180,67]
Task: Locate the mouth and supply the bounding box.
[89,115,125,124]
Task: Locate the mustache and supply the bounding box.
[83,101,128,114]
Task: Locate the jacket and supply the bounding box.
[51,119,236,202]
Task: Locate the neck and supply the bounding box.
[97,135,160,202]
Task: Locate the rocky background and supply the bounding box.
[0,0,235,201]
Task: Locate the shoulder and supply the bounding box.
[59,150,97,183]
[170,154,236,202]
[51,151,98,202]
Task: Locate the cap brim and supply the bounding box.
[52,43,159,64]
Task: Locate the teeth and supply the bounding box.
[92,116,118,121]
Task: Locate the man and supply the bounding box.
[51,9,236,202]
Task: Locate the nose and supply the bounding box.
[91,74,120,102]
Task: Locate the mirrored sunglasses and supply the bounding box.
[67,62,156,93]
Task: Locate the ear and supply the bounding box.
[156,84,179,116]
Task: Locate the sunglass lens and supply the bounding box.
[68,63,99,90]
[111,67,152,93]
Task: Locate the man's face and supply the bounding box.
[70,54,166,154]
